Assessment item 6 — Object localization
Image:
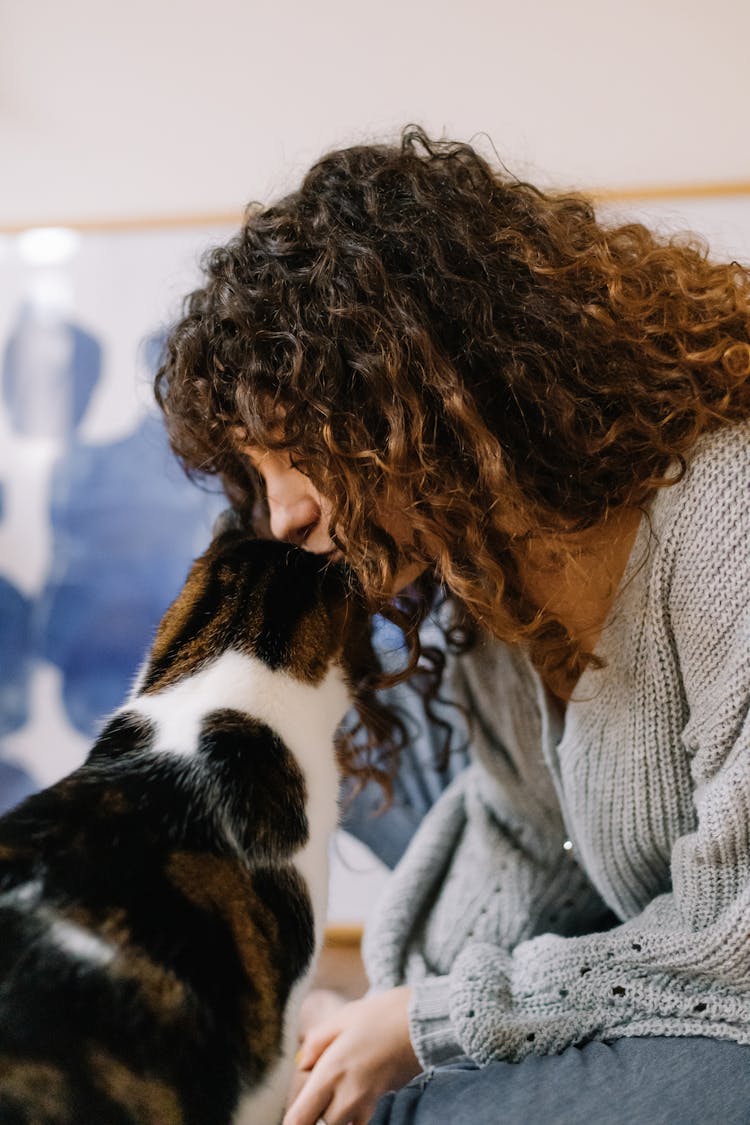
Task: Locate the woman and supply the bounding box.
[155,128,750,1125]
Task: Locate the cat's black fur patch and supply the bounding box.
[198,708,310,859]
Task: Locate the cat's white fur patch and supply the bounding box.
[3,879,43,907]
[3,882,117,971]
[128,650,347,764]
[48,917,117,967]
[3,883,117,970]
[128,649,347,933]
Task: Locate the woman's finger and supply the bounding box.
[297,1022,340,1070]
[282,1065,335,1125]
[312,1083,371,1125]
[284,1066,308,1109]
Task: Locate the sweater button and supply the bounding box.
[563,839,574,852]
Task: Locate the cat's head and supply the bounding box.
[140,530,374,696]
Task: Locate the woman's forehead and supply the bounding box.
[231,415,290,463]
[241,444,299,480]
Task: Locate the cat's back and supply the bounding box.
[0,535,364,1125]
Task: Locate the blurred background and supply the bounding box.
[1,0,749,966]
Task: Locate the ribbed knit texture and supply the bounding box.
[362,420,750,1068]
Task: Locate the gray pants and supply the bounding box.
[368,1038,750,1124]
[340,684,750,1124]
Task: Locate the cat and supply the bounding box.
[0,530,374,1125]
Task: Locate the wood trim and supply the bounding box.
[592,180,750,203]
[323,923,363,947]
[0,211,244,235]
[2,180,750,234]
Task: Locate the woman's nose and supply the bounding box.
[268,494,323,547]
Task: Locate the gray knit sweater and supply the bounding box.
[362,420,750,1069]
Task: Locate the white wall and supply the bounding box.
[2,0,749,227]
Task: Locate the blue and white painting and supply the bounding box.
[0,225,234,808]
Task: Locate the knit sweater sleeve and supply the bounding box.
[367,759,609,1067]
[445,443,750,1064]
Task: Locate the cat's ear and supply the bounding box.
[320,567,377,685]
[317,564,349,644]
[211,507,255,539]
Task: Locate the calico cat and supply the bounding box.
[0,531,372,1125]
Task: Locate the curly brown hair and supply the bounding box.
[155,126,750,787]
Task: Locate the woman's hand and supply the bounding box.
[283,985,421,1125]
